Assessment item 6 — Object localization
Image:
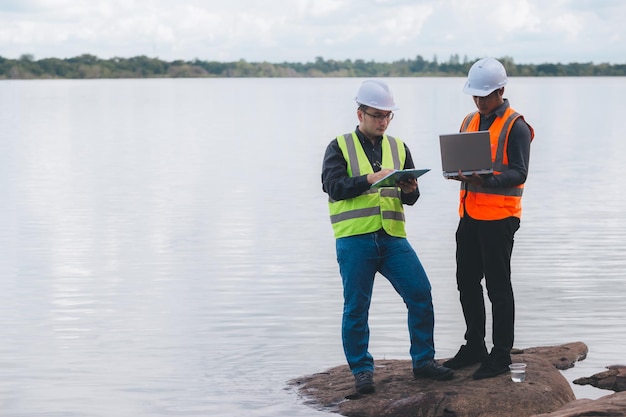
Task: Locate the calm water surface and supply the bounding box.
[1,77,625,416]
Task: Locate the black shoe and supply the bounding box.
[442,344,488,369]
[413,359,454,381]
[354,371,375,394]
[472,352,512,380]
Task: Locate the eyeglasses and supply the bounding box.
[361,109,394,121]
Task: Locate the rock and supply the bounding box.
[573,365,626,392]
[531,392,626,417]
[515,341,588,370]
[289,342,588,417]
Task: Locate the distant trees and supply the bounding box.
[0,54,624,79]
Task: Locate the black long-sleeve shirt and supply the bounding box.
[321,127,420,205]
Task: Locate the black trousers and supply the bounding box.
[455,215,520,355]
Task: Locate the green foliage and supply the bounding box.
[0,54,624,79]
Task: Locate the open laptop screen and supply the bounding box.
[439,131,493,178]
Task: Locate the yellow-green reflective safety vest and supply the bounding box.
[328,132,408,239]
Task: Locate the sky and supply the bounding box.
[0,0,624,65]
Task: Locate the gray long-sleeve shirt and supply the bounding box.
[477,99,533,188]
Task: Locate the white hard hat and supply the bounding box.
[463,58,508,97]
[355,79,399,111]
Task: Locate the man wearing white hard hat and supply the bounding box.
[443,58,535,380]
[322,79,453,395]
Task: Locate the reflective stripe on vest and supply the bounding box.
[328,132,407,238]
[459,106,534,220]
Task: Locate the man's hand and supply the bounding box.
[452,170,485,186]
[397,178,418,194]
[367,169,393,184]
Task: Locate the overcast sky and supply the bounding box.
[0,0,624,64]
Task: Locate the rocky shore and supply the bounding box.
[289,342,626,417]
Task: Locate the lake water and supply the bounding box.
[1,77,625,416]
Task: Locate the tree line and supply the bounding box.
[1,53,625,79]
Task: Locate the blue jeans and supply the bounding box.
[336,231,435,374]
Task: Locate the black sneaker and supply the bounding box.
[354,371,375,394]
[442,344,488,369]
[472,352,512,380]
[412,359,454,381]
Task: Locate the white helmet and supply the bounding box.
[463,58,508,97]
[355,79,399,111]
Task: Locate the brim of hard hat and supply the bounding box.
[462,81,505,97]
[356,100,400,111]
[371,105,400,111]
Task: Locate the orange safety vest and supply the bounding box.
[459,106,534,220]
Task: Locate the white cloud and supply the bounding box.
[299,0,346,17]
[552,13,584,39]
[0,0,623,63]
[492,0,540,33]
[378,4,434,45]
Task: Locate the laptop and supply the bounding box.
[439,131,493,178]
